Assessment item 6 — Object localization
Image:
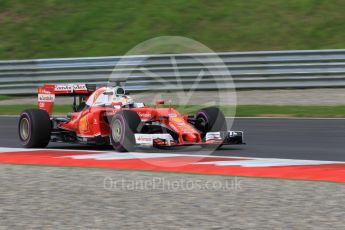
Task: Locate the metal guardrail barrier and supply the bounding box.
[1,49,345,95]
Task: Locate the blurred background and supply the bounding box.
[1,0,345,59]
[0,0,345,117]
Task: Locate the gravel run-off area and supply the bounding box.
[0,164,344,229]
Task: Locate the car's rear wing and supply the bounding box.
[38,84,97,115]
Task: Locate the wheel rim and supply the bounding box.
[20,117,30,141]
[112,119,122,142]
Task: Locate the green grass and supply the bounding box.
[1,0,345,59]
[173,105,345,118]
[233,105,345,118]
[1,104,345,118]
[0,95,15,101]
[0,104,73,115]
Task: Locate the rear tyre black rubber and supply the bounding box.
[110,110,141,152]
[18,109,51,148]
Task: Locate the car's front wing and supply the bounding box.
[134,131,245,147]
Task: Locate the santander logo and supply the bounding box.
[73,84,87,90]
[55,84,87,92]
[55,85,73,92]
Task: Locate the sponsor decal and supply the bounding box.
[170,117,184,123]
[55,84,73,92]
[79,115,89,132]
[38,94,55,102]
[54,84,87,93]
[73,84,87,91]
[135,134,153,146]
[38,88,53,94]
[206,132,222,141]
[92,90,104,104]
[138,113,152,120]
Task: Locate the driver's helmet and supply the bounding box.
[109,87,135,107]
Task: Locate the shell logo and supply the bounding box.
[92,91,102,103]
[170,117,184,123]
[79,115,89,132]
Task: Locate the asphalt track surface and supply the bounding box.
[1,116,344,161]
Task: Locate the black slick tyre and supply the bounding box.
[110,110,141,152]
[195,107,227,137]
[194,107,227,150]
[18,109,51,148]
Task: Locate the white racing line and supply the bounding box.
[193,158,345,167]
[0,147,39,152]
[1,147,344,167]
[63,152,186,160]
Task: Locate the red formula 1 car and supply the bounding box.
[18,83,244,152]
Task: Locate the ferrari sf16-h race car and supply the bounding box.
[18,84,244,152]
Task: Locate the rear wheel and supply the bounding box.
[110,110,141,152]
[18,109,51,148]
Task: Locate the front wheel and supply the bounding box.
[18,109,51,148]
[110,110,141,152]
[194,107,227,138]
[194,107,227,150]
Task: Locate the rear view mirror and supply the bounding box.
[156,100,165,105]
